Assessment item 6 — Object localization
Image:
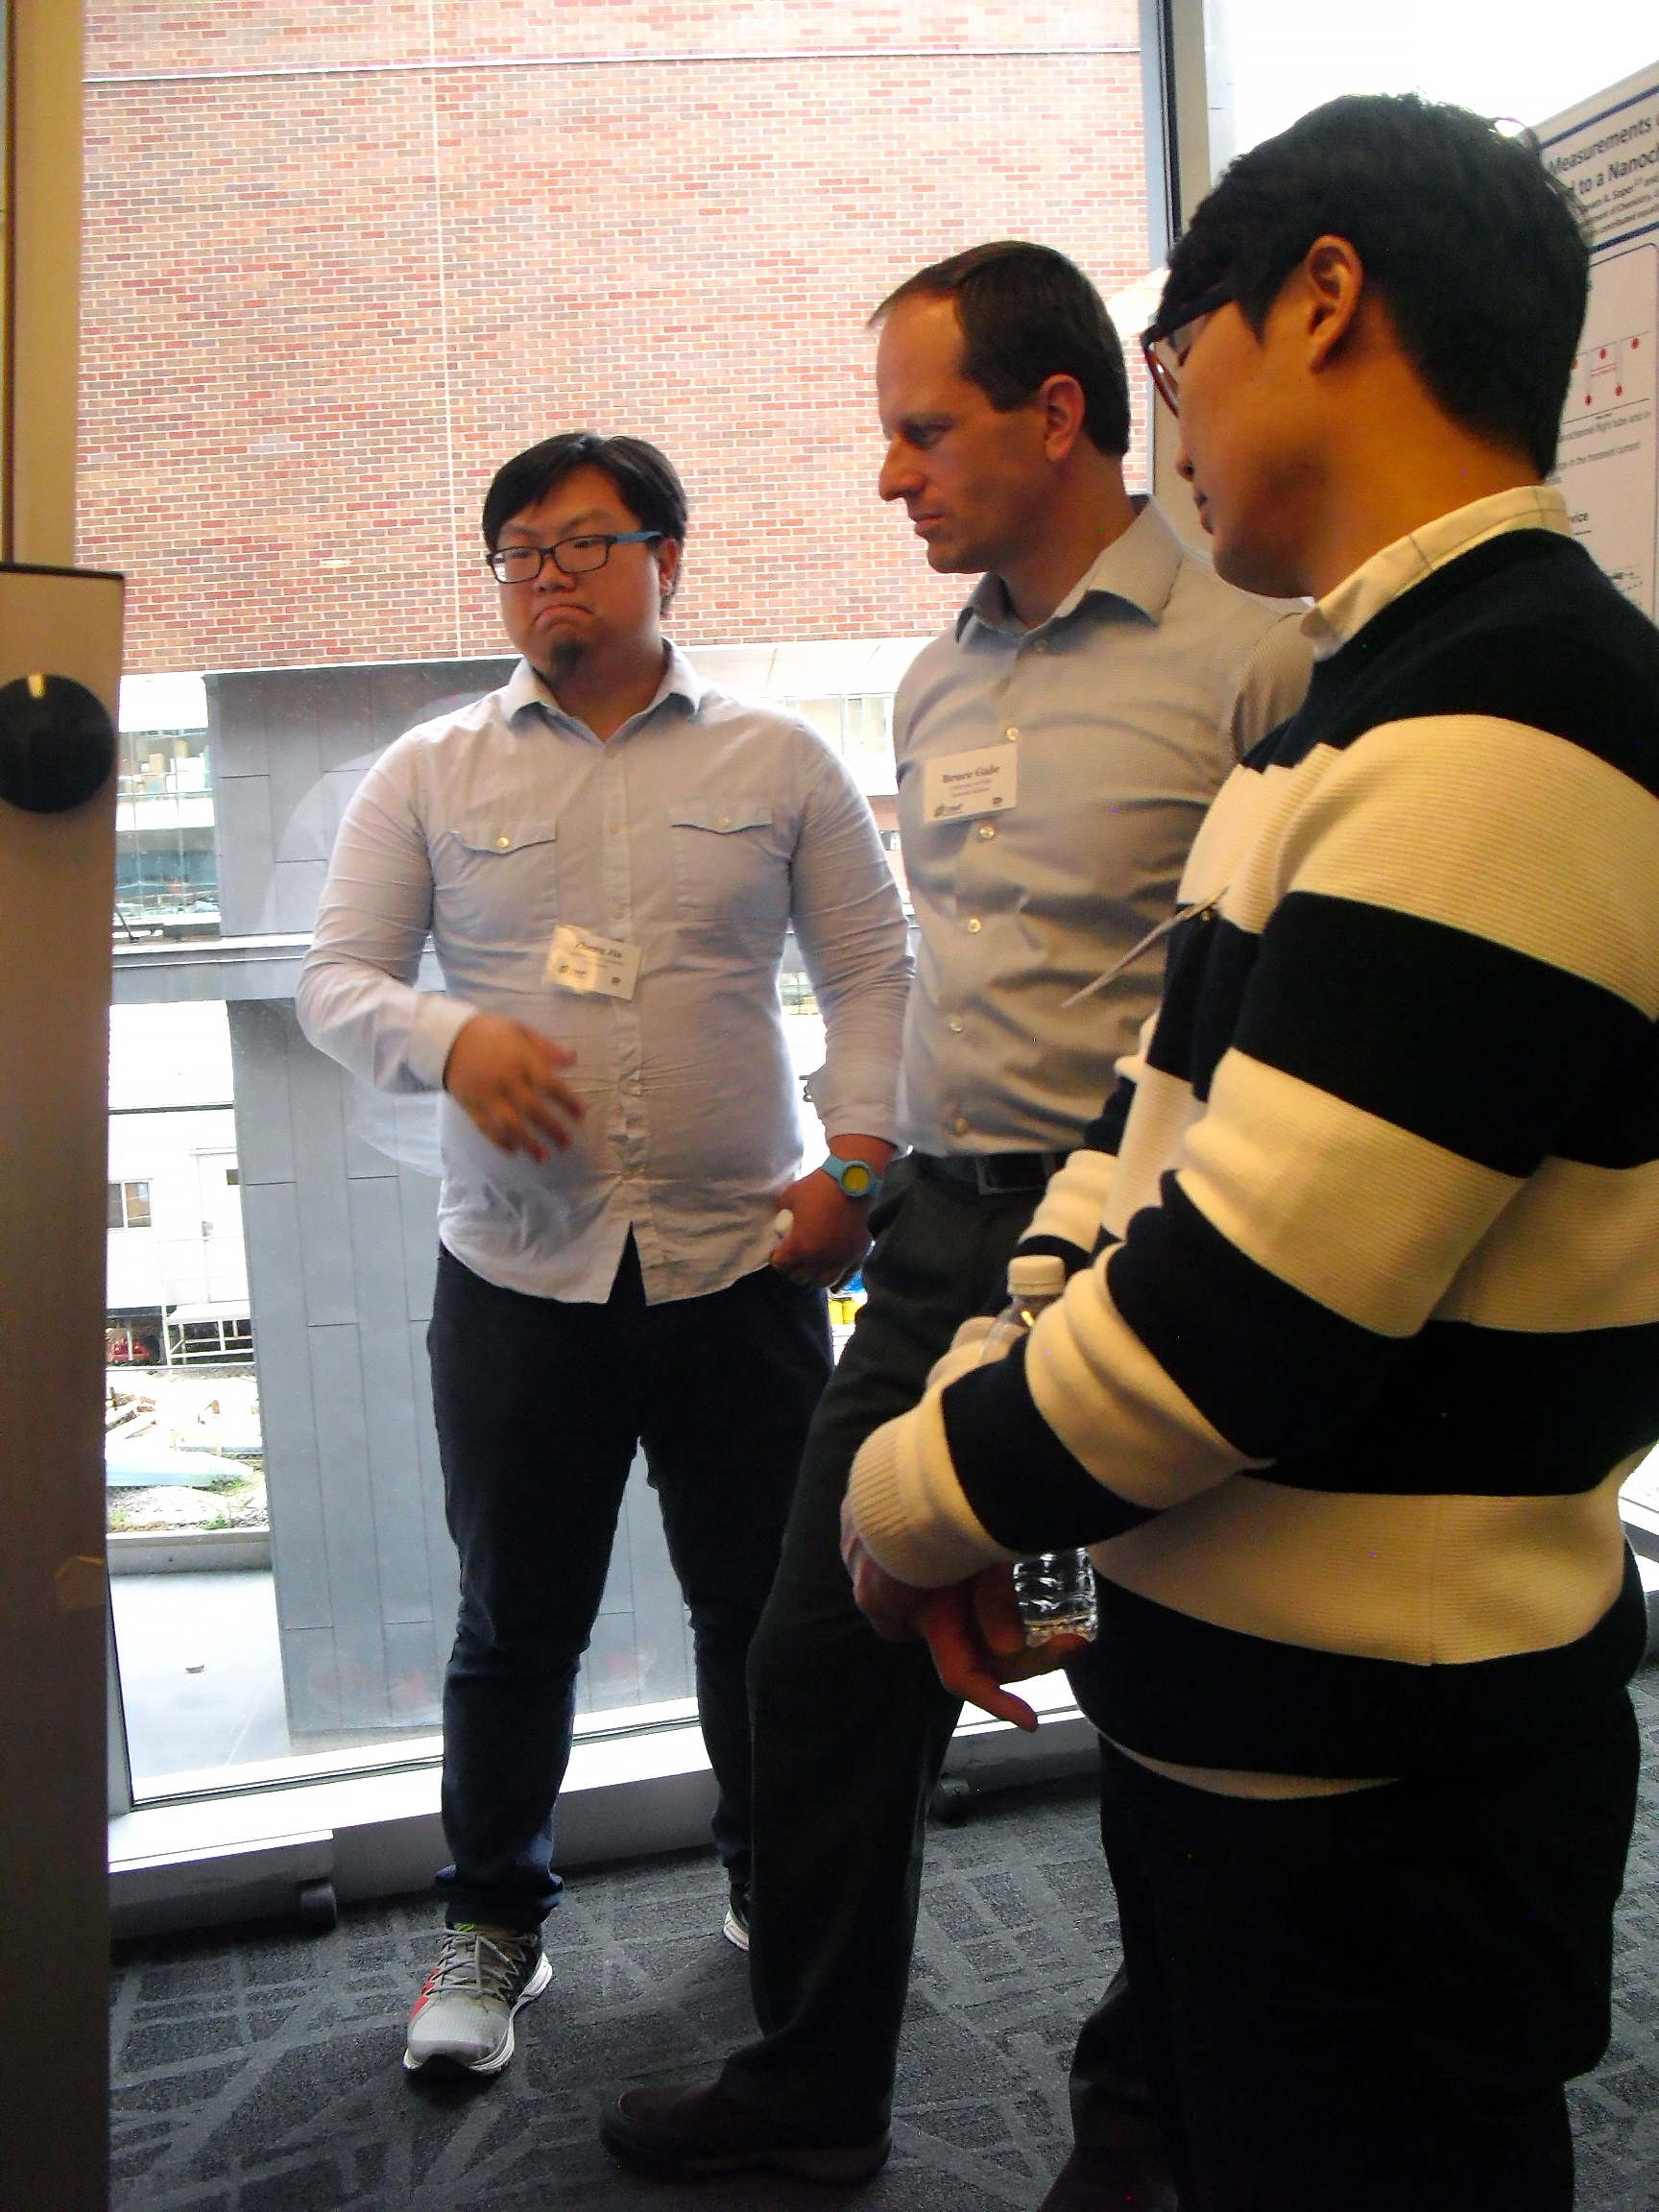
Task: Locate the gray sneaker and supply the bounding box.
[402,1923,551,2076]
[722,1883,750,1953]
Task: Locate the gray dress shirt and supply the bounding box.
[896,497,1312,1154]
[296,649,910,1305]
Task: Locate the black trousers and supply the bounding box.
[427,1238,830,1931]
[719,1154,1049,2139]
[1099,1697,1641,2212]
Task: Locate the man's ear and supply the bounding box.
[1036,372,1089,464]
[1299,234,1367,373]
[656,537,683,613]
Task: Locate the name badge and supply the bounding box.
[922,744,1018,822]
[544,924,641,1000]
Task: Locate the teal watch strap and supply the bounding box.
[819,1154,884,1203]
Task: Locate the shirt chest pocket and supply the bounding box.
[433,814,559,945]
[669,801,789,942]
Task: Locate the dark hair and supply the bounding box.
[873,241,1131,457]
[482,431,688,559]
[1160,95,1589,476]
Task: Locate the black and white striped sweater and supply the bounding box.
[850,514,1659,1777]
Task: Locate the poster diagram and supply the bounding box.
[1555,241,1657,615]
[1542,64,1659,621]
[1572,327,1643,414]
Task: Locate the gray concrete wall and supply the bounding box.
[228,998,454,1732]
[208,661,514,939]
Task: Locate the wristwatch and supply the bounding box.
[818,1154,885,1203]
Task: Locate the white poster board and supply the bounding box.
[1541,61,1659,615]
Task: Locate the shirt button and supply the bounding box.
[495,835,511,850]
[949,1017,965,1033]
[1032,638,1049,654]
[1005,726,1020,740]
[977,823,997,840]
[717,814,731,830]
[952,1115,971,1135]
[964,917,982,933]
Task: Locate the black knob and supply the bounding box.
[0,671,116,814]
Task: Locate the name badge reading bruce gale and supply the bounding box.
[544,924,641,1000]
[922,745,1019,822]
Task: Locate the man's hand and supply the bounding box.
[839,1496,1085,1734]
[915,1568,1089,1732]
[444,1013,583,1162]
[840,1491,934,1640]
[772,1139,896,1289]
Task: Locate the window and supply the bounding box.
[1202,1,1659,177]
[1192,2,1659,1527]
[164,1312,255,1366]
[785,692,900,797]
[113,675,215,938]
[107,1180,151,1231]
[85,1,1153,1800]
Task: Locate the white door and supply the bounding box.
[195,1152,248,1305]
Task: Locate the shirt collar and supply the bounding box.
[956,494,1186,640]
[1303,483,1574,661]
[501,641,707,730]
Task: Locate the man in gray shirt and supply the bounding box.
[601,249,1311,2206]
[606,242,1318,2194]
[298,431,909,2080]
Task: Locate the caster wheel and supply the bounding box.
[930,1776,973,1826]
[297,1878,338,1932]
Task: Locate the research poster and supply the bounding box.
[1541,61,1659,616]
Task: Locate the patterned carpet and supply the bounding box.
[111,1676,1659,2211]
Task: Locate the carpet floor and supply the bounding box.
[111,1674,1659,2210]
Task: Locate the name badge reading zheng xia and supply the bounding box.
[544,924,641,1000]
[922,744,1019,822]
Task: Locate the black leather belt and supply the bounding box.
[918,1149,1070,1196]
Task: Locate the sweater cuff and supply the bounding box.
[1021,1146,1117,1256]
[407,992,481,1091]
[847,1389,1016,1588]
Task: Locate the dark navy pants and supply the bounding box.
[1099,1697,1640,2211]
[721,1155,1042,2137]
[428,1237,830,1931]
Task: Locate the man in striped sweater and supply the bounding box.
[844,95,1659,2212]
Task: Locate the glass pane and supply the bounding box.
[1204,1,1659,176]
[113,676,215,939]
[84,0,1150,1797]
[1195,12,1659,1550]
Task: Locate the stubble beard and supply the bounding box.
[544,638,587,687]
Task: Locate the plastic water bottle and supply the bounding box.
[979,1253,1098,1648]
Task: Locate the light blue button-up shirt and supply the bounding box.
[296,648,910,1303]
[896,497,1313,1154]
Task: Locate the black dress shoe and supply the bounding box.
[600,2079,891,2183]
[1037,2142,1181,2211]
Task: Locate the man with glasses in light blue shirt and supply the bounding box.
[297,430,910,2081]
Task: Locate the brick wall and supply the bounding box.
[80,3,1150,673]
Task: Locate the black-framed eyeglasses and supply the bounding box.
[485,529,663,584]
[1140,282,1237,418]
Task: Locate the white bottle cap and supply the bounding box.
[1006,1252,1067,1298]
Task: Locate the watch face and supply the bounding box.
[839,1160,875,1196]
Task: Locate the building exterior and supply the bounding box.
[79,2,1149,673]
